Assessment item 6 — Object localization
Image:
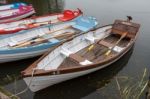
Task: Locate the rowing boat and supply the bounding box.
[0,2,27,11]
[0,9,82,34]
[0,5,35,23]
[22,17,140,92]
[0,16,98,63]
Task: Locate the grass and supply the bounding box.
[115,68,149,99]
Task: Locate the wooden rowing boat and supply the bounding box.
[0,16,98,63]
[0,2,27,11]
[0,5,35,23]
[22,17,140,92]
[0,9,82,34]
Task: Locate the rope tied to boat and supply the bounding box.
[9,68,37,98]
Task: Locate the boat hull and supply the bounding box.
[24,44,133,92]
[0,49,47,63]
[0,10,35,23]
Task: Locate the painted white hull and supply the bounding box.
[24,44,132,92]
[0,10,35,23]
[0,49,47,63]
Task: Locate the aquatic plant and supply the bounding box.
[115,68,149,99]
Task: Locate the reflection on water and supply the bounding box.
[7,0,64,15]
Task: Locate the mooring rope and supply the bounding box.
[10,68,37,98]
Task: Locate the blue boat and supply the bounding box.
[0,16,98,63]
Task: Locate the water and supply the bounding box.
[0,0,150,99]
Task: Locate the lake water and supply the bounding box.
[0,0,150,99]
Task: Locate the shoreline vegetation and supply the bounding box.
[115,68,149,99]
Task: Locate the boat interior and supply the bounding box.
[36,20,140,71]
[0,16,97,51]
[0,22,81,50]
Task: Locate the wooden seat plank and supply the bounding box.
[98,40,113,48]
[69,54,85,63]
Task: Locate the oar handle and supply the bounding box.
[114,32,127,46]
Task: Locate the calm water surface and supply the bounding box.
[0,0,150,99]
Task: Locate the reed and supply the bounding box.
[115,68,149,99]
[146,77,150,99]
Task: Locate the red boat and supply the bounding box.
[0,9,82,35]
[0,5,35,23]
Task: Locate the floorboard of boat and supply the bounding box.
[58,34,130,69]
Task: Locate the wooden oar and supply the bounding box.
[19,19,59,28]
[81,32,109,56]
[29,32,75,47]
[105,32,128,56]
[28,19,60,27]
[22,21,50,28]
[13,32,75,48]
[27,22,50,27]
[12,25,71,48]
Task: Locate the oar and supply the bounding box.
[13,32,75,48]
[27,19,60,27]
[81,32,109,56]
[20,21,50,28]
[105,32,128,56]
[27,22,50,27]
[12,25,71,48]
[19,19,59,28]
